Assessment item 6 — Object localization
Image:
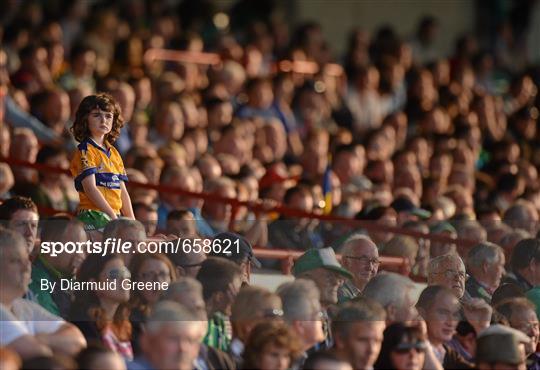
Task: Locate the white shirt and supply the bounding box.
[0,298,64,345]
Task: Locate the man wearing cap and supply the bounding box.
[495,298,540,370]
[293,247,352,309]
[391,196,431,226]
[476,324,529,370]
[210,232,262,284]
[293,247,353,350]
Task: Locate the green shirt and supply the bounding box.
[338,279,362,303]
[29,257,62,316]
[203,311,231,352]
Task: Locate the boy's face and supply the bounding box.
[88,108,114,139]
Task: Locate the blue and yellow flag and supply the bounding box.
[322,154,332,214]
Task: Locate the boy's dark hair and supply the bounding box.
[196,257,242,301]
[70,93,124,145]
[0,196,38,221]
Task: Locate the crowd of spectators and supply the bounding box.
[1,0,540,369]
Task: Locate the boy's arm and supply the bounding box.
[81,175,118,219]
[120,181,135,219]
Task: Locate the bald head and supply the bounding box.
[340,235,379,290]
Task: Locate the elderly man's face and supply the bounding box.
[143,322,203,370]
[486,252,506,289]
[307,268,344,306]
[510,308,540,356]
[430,258,466,298]
[342,240,379,288]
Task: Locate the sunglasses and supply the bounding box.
[394,341,427,354]
[262,308,284,318]
[105,267,131,280]
[178,262,204,269]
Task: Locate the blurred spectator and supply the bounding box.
[374,323,428,370]
[129,301,205,370]
[363,272,418,323]
[76,343,126,370]
[29,216,86,317]
[332,299,386,370]
[132,202,158,236]
[0,196,39,255]
[229,285,282,366]
[416,285,473,368]
[277,279,326,356]
[102,218,146,265]
[292,247,351,309]
[495,298,540,366]
[69,253,132,360]
[128,253,177,355]
[475,324,530,370]
[197,257,243,352]
[242,321,302,370]
[210,231,262,284]
[465,242,506,304]
[504,238,540,293]
[0,228,86,360]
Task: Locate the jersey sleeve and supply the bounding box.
[71,147,99,191]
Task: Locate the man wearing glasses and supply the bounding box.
[428,253,492,335]
[427,253,467,299]
[338,234,379,302]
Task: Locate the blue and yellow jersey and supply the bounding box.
[70,138,128,214]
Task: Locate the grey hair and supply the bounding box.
[363,272,416,308]
[277,279,320,321]
[427,253,465,282]
[145,301,200,333]
[339,234,376,255]
[162,277,203,302]
[204,176,236,193]
[103,217,146,240]
[466,242,504,269]
[0,227,25,253]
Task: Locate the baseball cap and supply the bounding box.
[476,324,530,366]
[391,197,431,219]
[343,175,373,194]
[293,247,353,279]
[429,221,457,234]
[210,232,261,268]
